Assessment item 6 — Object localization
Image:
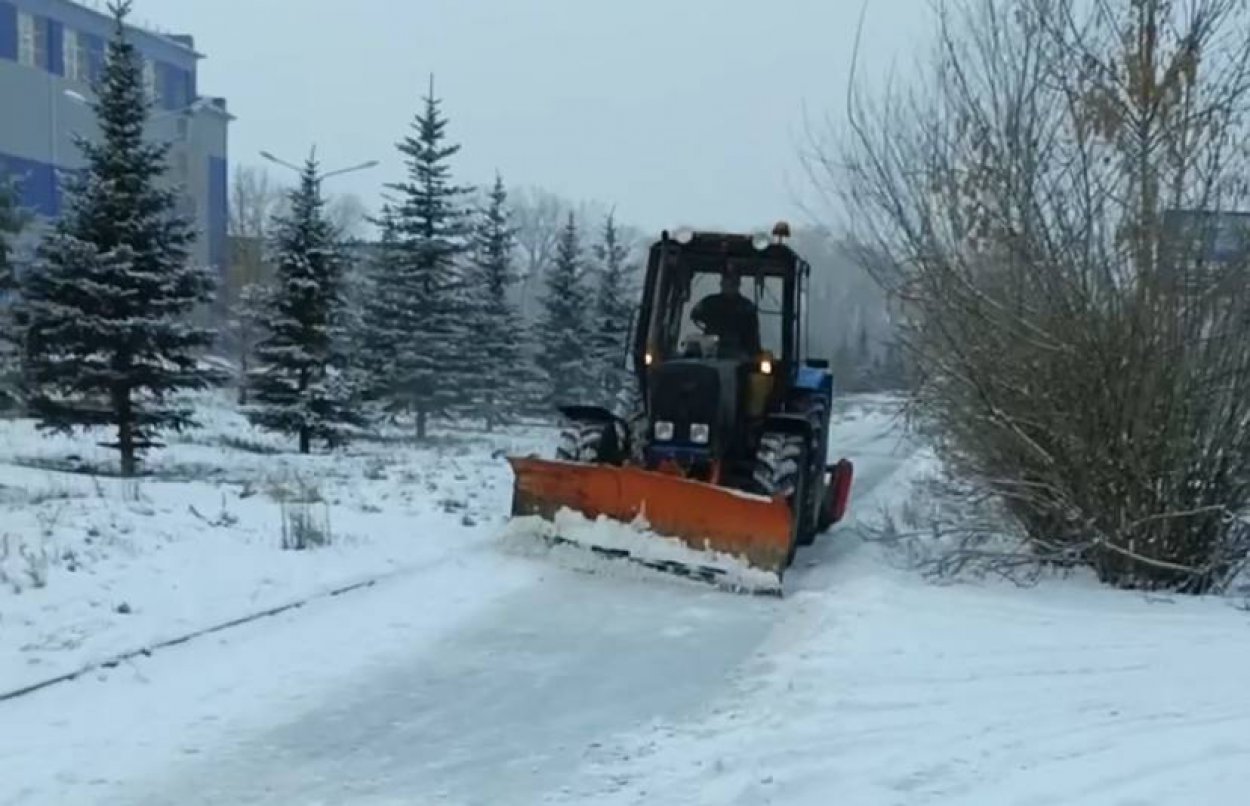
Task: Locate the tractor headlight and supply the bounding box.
[690,423,710,444]
[655,420,674,441]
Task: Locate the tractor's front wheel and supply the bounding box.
[611,379,648,464]
[752,432,814,566]
[556,417,625,464]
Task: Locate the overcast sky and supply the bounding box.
[140,0,933,235]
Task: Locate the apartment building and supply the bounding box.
[0,0,230,278]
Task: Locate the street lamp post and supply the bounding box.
[258,149,379,184]
[64,88,212,123]
[259,149,378,244]
[48,71,58,215]
[259,150,378,240]
[61,89,211,156]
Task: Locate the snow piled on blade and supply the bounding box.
[500,507,783,595]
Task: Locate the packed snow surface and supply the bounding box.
[2,393,1248,805]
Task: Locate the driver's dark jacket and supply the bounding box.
[691,292,762,355]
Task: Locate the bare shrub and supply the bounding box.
[188,492,239,528]
[281,500,331,551]
[816,0,1250,593]
[860,466,1088,587]
[0,534,17,594]
[217,434,283,455]
[0,534,49,593]
[363,456,389,481]
[25,482,83,505]
[268,475,331,550]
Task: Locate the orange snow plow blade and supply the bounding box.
[506,456,794,577]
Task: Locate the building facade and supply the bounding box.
[0,0,230,278]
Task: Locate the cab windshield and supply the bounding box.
[647,255,788,362]
[676,271,784,357]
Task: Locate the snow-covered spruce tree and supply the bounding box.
[369,77,474,439]
[590,212,636,409]
[327,230,372,418]
[246,152,363,454]
[0,172,19,292]
[15,1,220,476]
[0,171,27,410]
[536,211,593,408]
[465,172,527,429]
[355,203,401,414]
[224,281,270,405]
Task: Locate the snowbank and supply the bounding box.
[560,553,1250,804]
[0,392,549,695]
[501,508,784,595]
[552,433,1250,805]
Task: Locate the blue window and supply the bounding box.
[0,2,16,61]
[46,18,62,75]
[0,153,58,217]
[158,62,190,110]
[207,155,228,275]
[84,32,103,83]
[16,8,47,68]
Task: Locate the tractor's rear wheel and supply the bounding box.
[817,490,835,533]
[788,396,831,546]
[752,432,813,566]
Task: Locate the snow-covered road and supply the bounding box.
[5,395,1248,806]
[106,400,914,805]
[0,397,912,805]
[130,572,781,805]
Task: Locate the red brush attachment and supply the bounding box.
[826,458,854,525]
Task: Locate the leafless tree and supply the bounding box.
[224,165,282,403]
[508,186,566,321]
[506,186,624,323]
[326,192,370,242]
[787,224,904,388]
[814,0,1250,593]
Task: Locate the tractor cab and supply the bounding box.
[630,222,817,486]
[635,223,813,377]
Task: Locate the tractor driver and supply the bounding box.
[690,269,762,357]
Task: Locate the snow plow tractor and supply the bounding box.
[506,222,854,594]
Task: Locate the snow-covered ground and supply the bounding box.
[3,393,1248,805]
[0,392,548,696]
[555,455,1250,805]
